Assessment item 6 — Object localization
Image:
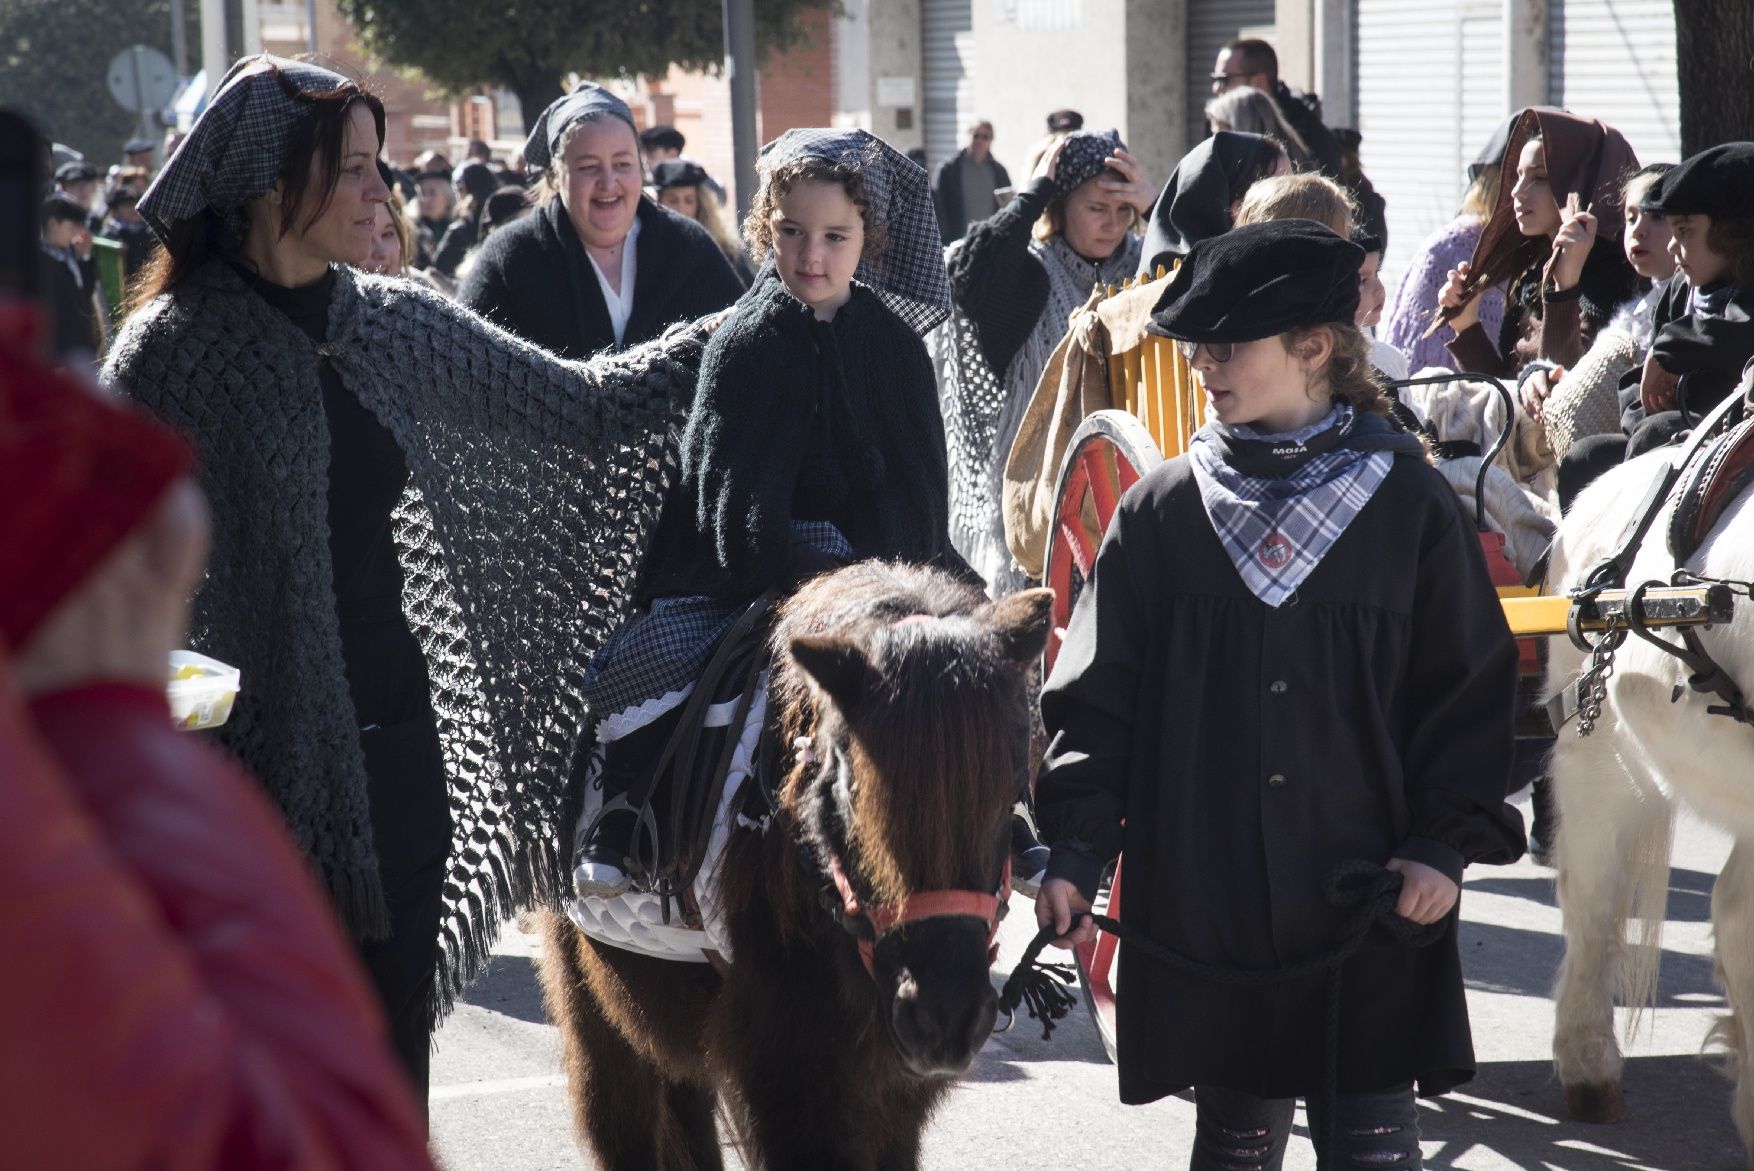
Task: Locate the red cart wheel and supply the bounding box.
[1040,410,1161,1064]
[1042,411,1164,673]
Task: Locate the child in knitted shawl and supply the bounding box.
[575,129,969,898]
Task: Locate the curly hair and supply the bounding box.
[1282,322,1394,418]
[1706,216,1754,287]
[742,154,888,266]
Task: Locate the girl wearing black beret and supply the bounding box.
[1035,219,1526,1170]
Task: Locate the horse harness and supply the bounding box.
[1558,382,1754,735]
[800,616,1013,983]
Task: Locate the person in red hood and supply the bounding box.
[0,313,436,1171]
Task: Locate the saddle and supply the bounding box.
[584,591,781,924]
[1669,413,1754,563]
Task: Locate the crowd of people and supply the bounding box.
[10,32,1754,1171]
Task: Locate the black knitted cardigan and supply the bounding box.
[640,275,965,601]
[104,260,700,1010]
[947,176,1058,379]
[459,194,746,359]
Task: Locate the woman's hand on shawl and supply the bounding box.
[1097,148,1157,218]
[13,481,209,697]
[1036,877,1097,949]
[1385,857,1459,925]
[1547,193,1598,293]
[1438,261,1482,331]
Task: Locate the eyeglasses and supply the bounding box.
[971,132,993,141]
[1175,339,1235,363]
[1210,72,1252,89]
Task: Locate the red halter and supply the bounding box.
[826,850,1010,980]
[816,610,1013,979]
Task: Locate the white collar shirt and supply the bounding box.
[586,213,641,346]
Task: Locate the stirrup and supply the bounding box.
[573,796,663,900]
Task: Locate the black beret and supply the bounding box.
[1643,143,1754,219]
[651,159,710,190]
[1047,109,1083,132]
[483,185,532,227]
[640,124,686,152]
[55,160,98,184]
[1147,218,1363,344]
[123,136,154,155]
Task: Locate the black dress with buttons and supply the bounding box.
[246,267,451,1108]
[1036,449,1526,1105]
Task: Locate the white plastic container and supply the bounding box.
[167,650,241,731]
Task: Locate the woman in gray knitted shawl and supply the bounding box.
[102,55,703,1106]
[935,129,1152,594]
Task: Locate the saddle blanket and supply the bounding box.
[564,678,769,963]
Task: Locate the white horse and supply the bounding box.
[1546,430,1754,1156]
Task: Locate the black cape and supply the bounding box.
[640,276,968,602]
[1037,444,1525,1103]
[459,195,744,358]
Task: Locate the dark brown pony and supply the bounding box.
[538,561,1053,1170]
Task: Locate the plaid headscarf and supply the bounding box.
[138,55,361,243]
[522,82,639,172]
[756,128,950,335]
[1187,404,1392,608]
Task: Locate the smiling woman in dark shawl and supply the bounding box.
[460,83,744,357]
[1138,131,1289,277]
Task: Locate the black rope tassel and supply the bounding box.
[996,930,1080,1040]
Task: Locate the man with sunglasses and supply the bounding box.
[1210,37,1345,180]
[933,118,1013,244]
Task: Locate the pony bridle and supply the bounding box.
[813,742,1011,981]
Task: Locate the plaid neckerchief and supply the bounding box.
[755,128,949,335]
[1187,405,1392,608]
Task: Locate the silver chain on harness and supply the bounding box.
[1575,621,1627,738]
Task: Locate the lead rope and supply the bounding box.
[998,860,1447,1167]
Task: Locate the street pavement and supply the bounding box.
[430,789,1746,1170]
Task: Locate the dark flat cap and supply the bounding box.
[55,160,99,183]
[1643,143,1754,218]
[483,185,531,227]
[123,137,155,155]
[1047,109,1083,132]
[640,124,686,152]
[651,158,710,190]
[1147,218,1363,343]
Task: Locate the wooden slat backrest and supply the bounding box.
[1100,265,1204,459]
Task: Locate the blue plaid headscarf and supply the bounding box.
[755,128,950,335]
[138,55,362,243]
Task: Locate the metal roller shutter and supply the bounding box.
[1354,0,1503,278]
[1548,0,1680,166]
[922,0,974,172]
[1186,0,1276,152]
